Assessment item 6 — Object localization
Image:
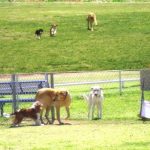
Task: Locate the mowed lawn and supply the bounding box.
[1,120,150,150]
[0,2,150,150]
[0,3,150,73]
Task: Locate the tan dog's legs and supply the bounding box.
[51,106,55,124]
[45,106,52,124]
[87,20,91,30]
[65,107,70,119]
[90,22,94,31]
[56,106,63,125]
[40,108,45,124]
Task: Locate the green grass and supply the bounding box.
[1,121,150,150]
[1,89,150,150]
[0,3,150,150]
[0,3,150,73]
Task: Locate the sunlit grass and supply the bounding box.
[0,3,150,73]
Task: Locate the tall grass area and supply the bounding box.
[0,3,150,73]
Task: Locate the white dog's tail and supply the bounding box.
[82,94,89,102]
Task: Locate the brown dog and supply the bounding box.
[35,88,71,125]
[11,101,43,127]
[87,12,97,31]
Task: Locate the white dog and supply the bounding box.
[83,86,104,120]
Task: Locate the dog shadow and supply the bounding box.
[93,117,102,120]
[55,122,72,126]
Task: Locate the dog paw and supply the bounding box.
[59,122,64,125]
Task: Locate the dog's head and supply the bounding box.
[51,24,57,29]
[31,101,43,113]
[55,90,68,101]
[91,86,102,97]
[39,29,44,33]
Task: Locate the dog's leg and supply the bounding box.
[88,104,91,120]
[65,107,70,119]
[50,106,55,124]
[12,116,23,127]
[35,113,41,126]
[56,106,63,125]
[45,106,53,124]
[91,22,94,31]
[97,101,102,119]
[87,19,91,30]
[40,108,45,124]
[88,104,94,120]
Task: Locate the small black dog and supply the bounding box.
[35,29,44,39]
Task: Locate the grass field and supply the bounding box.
[0,2,150,73]
[0,2,150,150]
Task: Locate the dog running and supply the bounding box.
[35,29,44,39]
[83,86,104,120]
[10,101,43,127]
[87,12,98,31]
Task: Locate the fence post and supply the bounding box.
[50,73,54,88]
[45,73,50,88]
[119,70,122,95]
[50,73,55,120]
[11,74,17,113]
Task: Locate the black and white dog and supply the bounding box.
[35,29,44,39]
[50,24,57,37]
[83,86,104,120]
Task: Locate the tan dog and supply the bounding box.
[87,12,98,31]
[50,24,57,37]
[35,88,71,125]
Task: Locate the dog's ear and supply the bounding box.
[60,91,68,97]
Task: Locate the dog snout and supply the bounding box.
[94,93,98,96]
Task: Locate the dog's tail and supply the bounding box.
[10,109,21,116]
[82,94,89,102]
[10,112,16,116]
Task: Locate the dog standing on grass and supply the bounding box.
[10,101,43,127]
[87,12,98,31]
[50,24,57,37]
[83,86,104,120]
[35,29,44,39]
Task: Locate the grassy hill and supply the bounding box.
[0,3,150,73]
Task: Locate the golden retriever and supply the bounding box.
[35,88,71,125]
[87,12,98,31]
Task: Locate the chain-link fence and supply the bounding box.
[0,70,141,125]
